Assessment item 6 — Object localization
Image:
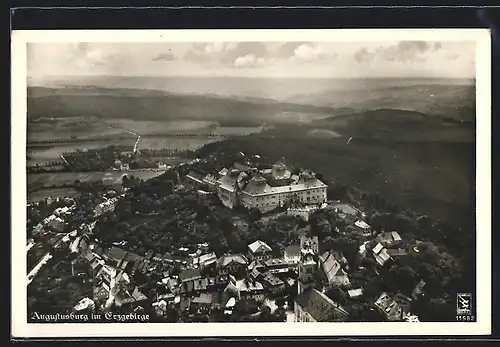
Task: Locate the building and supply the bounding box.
[261,273,286,296]
[352,220,372,236]
[283,245,301,265]
[297,247,317,294]
[179,269,202,294]
[286,204,324,222]
[217,164,328,213]
[372,243,392,267]
[191,252,218,270]
[377,231,403,245]
[247,240,273,262]
[374,292,407,321]
[73,297,95,313]
[347,288,364,299]
[300,235,319,255]
[294,287,349,322]
[319,252,350,287]
[44,214,65,232]
[263,258,290,274]
[94,197,118,217]
[386,248,408,258]
[225,275,265,302]
[216,254,248,276]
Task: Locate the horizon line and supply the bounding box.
[30,74,476,80]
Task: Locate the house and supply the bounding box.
[192,277,209,293]
[319,252,350,287]
[284,245,301,265]
[348,288,364,299]
[372,243,392,266]
[115,286,148,307]
[225,275,265,302]
[224,297,236,315]
[261,273,286,296]
[248,267,265,282]
[216,254,248,276]
[247,259,266,273]
[374,292,406,321]
[404,313,420,322]
[300,235,319,255]
[104,247,144,274]
[377,231,403,246]
[264,258,290,274]
[248,240,273,261]
[353,220,372,236]
[73,297,95,313]
[190,293,217,313]
[332,202,364,224]
[191,252,218,270]
[294,287,349,322]
[179,269,202,294]
[44,215,65,232]
[287,205,320,222]
[386,248,408,258]
[162,277,180,294]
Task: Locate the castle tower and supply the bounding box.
[297,240,317,294]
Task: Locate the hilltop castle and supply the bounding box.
[215,161,327,213]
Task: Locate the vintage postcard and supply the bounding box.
[11,29,491,338]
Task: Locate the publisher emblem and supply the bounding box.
[456,293,472,315]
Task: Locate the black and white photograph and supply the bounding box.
[12,29,491,337]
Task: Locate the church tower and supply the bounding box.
[297,239,317,294]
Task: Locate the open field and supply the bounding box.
[138,137,218,150]
[107,118,217,134]
[27,117,134,142]
[27,169,166,192]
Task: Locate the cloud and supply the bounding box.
[381,41,439,62]
[233,54,269,68]
[204,42,238,54]
[354,47,377,63]
[354,41,444,64]
[290,43,338,63]
[433,42,442,51]
[183,50,211,64]
[192,43,207,52]
[72,43,108,67]
[152,52,176,62]
[446,53,460,61]
[274,42,308,59]
[220,42,269,66]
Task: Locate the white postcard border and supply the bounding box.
[11,28,491,338]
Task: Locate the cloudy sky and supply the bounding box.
[27,41,476,80]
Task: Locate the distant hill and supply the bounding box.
[286,84,476,122]
[27,86,339,126]
[312,108,475,143]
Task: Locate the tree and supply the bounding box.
[324,285,347,305]
[385,265,417,296]
[249,208,262,223]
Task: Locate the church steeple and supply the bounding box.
[297,239,317,294]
